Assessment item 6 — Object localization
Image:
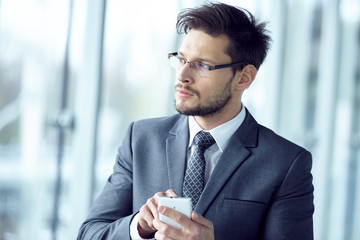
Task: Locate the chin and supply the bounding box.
[175,103,194,116]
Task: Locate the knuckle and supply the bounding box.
[146,198,152,205]
[139,204,147,214]
[192,226,202,237]
[161,225,171,235]
[174,214,185,223]
[186,224,202,237]
[154,232,164,240]
[147,221,154,229]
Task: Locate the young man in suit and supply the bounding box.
[78,3,314,240]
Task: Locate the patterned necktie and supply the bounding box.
[183,130,215,209]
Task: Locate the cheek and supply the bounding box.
[196,83,214,98]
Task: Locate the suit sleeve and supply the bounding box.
[77,123,135,240]
[261,150,314,240]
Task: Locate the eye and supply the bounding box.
[178,57,187,65]
[199,63,209,69]
[194,62,209,69]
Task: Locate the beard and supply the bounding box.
[175,79,233,116]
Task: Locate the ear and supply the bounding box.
[233,65,257,91]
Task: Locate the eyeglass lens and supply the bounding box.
[169,56,209,77]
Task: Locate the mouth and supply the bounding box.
[175,84,198,98]
[176,88,194,98]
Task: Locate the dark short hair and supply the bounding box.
[176,2,271,70]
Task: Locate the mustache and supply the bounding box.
[175,84,200,96]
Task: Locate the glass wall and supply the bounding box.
[0,0,76,239]
[0,0,359,239]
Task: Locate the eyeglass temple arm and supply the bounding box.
[210,62,249,70]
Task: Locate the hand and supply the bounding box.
[137,189,178,238]
[153,206,214,240]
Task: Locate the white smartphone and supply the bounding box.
[157,196,192,230]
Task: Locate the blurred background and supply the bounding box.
[0,0,359,239]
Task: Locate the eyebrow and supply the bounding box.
[178,51,217,65]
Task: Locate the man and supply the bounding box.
[77,3,314,240]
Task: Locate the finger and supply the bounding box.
[154,228,176,240]
[165,189,178,198]
[149,195,160,214]
[153,218,181,239]
[191,211,214,230]
[158,205,192,228]
[139,192,165,228]
[154,191,167,206]
[138,204,156,230]
[155,191,167,197]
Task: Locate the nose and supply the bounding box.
[177,62,194,84]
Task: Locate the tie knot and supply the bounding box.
[193,131,215,150]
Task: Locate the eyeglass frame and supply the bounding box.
[167,52,249,75]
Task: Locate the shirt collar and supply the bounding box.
[188,106,246,152]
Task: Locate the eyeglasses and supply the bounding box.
[168,52,248,77]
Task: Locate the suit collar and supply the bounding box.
[231,108,258,148]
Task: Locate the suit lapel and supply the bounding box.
[165,115,189,196]
[195,110,259,214]
[195,146,250,214]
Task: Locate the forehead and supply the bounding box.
[179,29,231,63]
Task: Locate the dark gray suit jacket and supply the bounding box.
[77,109,314,240]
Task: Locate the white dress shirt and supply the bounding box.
[130,107,246,239]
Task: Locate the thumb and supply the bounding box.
[191,211,214,229]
